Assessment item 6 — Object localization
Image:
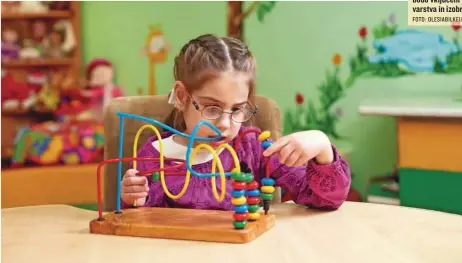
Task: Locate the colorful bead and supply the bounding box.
[233,212,248,221]
[231,172,246,181]
[261,178,275,186]
[233,220,248,229]
[258,131,271,142]
[244,173,254,183]
[261,140,272,150]
[233,204,248,213]
[246,189,261,197]
[261,186,275,193]
[231,189,246,197]
[248,212,260,221]
[246,181,259,189]
[151,172,160,181]
[247,197,261,205]
[231,196,247,205]
[232,181,246,190]
[248,204,260,213]
[261,193,274,200]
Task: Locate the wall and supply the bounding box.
[81,1,461,198]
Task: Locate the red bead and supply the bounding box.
[233,212,248,221]
[246,181,259,189]
[247,197,261,205]
[232,181,247,190]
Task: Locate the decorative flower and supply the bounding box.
[331,53,342,66]
[295,92,304,105]
[389,12,396,24]
[452,22,461,31]
[358,26,367,39]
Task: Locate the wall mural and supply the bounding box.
[140,24,171,95]
[282,14,461,202]
[283,15,462,139]
[227,1,276,41]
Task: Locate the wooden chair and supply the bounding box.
[102,95,283,211]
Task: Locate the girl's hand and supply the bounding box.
[262,130,334,167]
[121,169,149,206]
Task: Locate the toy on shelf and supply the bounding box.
[89,112,277,243]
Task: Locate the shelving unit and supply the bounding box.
[1,1,81,160]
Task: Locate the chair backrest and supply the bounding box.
[102,94,282,211]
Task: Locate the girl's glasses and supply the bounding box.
[191,100,258,123]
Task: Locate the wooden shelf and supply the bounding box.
[1,11,71,20]
[2,58,73,68]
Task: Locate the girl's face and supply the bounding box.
[174,71,251,145]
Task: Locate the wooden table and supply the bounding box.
[360,98,462,214]
[2,202,462,263]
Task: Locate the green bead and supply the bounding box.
[231,172,246,181]
[244,173,254,183]
[261,193,274,200]
[233,220,248,229]
[151,172,160,181]
[248,204,260,213]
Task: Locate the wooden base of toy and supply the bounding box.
[89,207,276,243]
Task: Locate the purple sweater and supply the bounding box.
[121,126,351,210]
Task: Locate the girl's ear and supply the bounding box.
[172,81,188,111]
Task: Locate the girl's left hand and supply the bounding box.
[262,130,334,167]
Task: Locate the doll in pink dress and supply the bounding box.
[82,58,124,120]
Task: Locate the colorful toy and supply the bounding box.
[89,112,277,243]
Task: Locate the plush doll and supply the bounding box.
[82,58,124,119]
[1,28,20,61]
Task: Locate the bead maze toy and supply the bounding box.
[89,112,277,243]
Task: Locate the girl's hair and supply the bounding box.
[165,34,257,131]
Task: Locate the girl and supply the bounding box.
[121,34,351,210]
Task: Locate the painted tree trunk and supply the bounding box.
[227,1,243,41]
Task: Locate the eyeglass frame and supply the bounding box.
[189,97,258,123]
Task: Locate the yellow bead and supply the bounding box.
[231,196,247,205]
[231,167,240,174]
[248,212,261,220]
[258,131,271,142]
[261,186,275,193]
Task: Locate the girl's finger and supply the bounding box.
[122,184,149,194]
[123,192,148,199]
[278,142,296,164]
[285,147,303,167]
[123,176,147,186]
[293,153,310,167]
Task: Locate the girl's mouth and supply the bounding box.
[209,135,229,146]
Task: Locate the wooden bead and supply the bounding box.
[233,204,248,213]
[246,181,259,189]
[261,193,274,200]
[232,181,246,190]
[151,172,160,181]
[246,189,261,197]
[231,189,245,197]
[233,212,248,221]
[244,173,254,183]
[248,212,261,221]
[231,196,246,206]
[233,220,248,229]
[231,172,246,181]
[248,204,260,213]
[261,186,275,193]
[261,140,272,150]
[247,197,260,205]
[258,131,271,142]
[261,177,275,186]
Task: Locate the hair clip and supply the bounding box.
[167,87,175,104]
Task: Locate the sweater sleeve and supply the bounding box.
[120,138,166,209]
[240,127,351,210]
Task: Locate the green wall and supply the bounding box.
[81,1,461,198]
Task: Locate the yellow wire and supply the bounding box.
[133,124,190,201]
[132,124,242,204]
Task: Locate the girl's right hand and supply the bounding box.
[121,169,149,206]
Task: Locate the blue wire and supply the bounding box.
[185,120,233,178]
[116,115,125,213]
